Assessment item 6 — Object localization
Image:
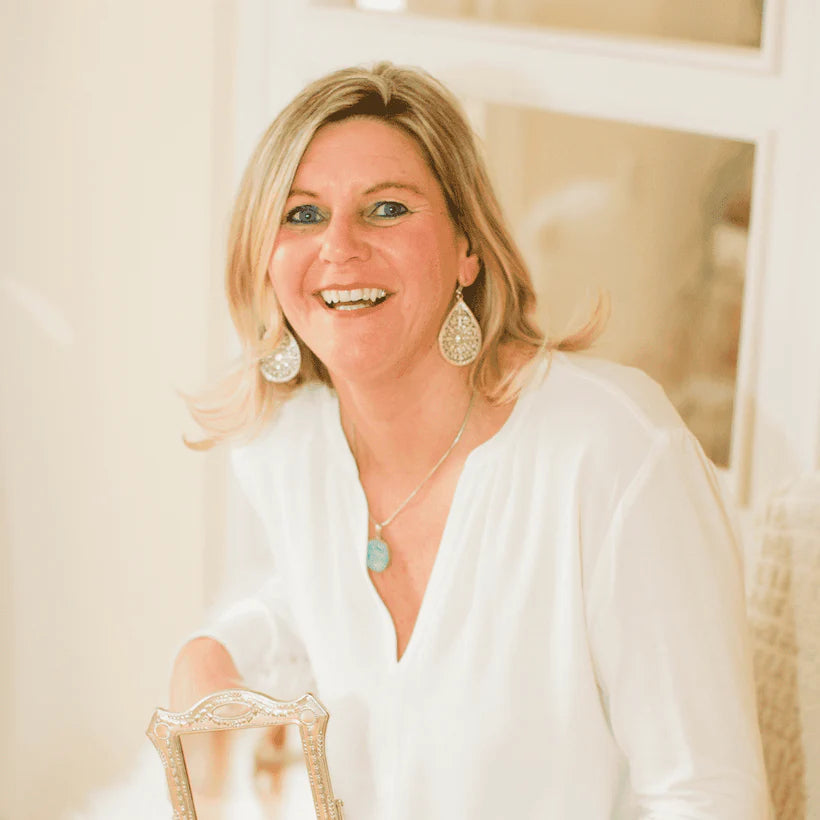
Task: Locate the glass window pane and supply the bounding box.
[482,104,754,466]
[343,0,764,48]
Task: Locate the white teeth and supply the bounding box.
[320,288,387,307]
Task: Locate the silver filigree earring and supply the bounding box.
[259,326,301,383]
[438,284,482,366]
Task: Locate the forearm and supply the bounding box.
[170,636,243,712]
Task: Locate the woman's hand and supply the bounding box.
[169,637,244,809]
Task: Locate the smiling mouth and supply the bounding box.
[319,288,389,311]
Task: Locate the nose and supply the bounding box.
[318,214,371,264]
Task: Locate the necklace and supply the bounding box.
[363,391,477,573]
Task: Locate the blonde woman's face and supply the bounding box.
[269,117,478,384]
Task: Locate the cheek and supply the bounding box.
[386,225,451,280]
[268,240,309,303]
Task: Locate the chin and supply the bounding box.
[323,357,391,387]
[311,337,393,378]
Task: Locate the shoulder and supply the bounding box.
[522,351,688,456]
[228,382,338,494]
[543,351,683,433]
[524,355,732,590]
[509,352,699,518]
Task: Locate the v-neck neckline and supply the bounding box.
[321,354,550,668]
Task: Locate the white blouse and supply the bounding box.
[202,352,771,819]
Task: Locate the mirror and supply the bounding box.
[147,689,344,819]
[179,725,313,818]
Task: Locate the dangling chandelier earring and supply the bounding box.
[438,284,482,366]
[259,326,301,383]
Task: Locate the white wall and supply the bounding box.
[0,3,236,817]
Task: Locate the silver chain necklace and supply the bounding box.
[362,391,477,573]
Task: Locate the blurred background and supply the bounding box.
[2,0,818,818]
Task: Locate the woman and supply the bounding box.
[172,63,770,818]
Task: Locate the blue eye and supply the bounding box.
[285,204,324,225]
[371,201,408,219]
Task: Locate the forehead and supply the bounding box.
[293,117,439,189]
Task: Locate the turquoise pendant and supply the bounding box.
[366,537,391,573]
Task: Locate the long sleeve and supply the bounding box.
[586,429,771,818]
[190,446,315,700]
[199,576,314,698]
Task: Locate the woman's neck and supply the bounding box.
[333,359,476,478]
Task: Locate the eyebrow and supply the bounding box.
[363,181,426,197]
[286,181,426,199]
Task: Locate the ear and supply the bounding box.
[457,235,480,288]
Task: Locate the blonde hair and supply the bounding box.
[185,62,605,449]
